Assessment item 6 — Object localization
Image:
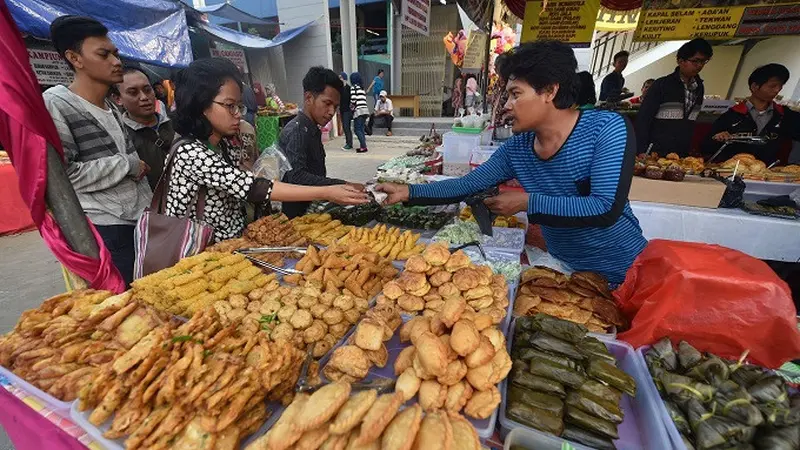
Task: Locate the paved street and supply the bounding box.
[0,134,414,449]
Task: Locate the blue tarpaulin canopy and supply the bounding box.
[196,3,277,25]
[7,0,193,67]
[191,17,318,49]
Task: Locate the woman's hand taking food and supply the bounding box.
[484,191,529,216]
[375,183,410,205]
[326,184,371,205]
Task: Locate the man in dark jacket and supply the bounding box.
[636,38,713,156]
[113,67,176,190]
[279,67,364,218]
[702,64,800,165]
[599,51,633,103]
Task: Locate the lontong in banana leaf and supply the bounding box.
[713,380,763,427]
[687,355,731,386]
[681,433,697,450]
[528,356,587,389]
[529,313,588,343]
[645,352,666,388]
[506,401,565,436]
[578,336,616,364]
[511,366,566,398]
[578,379,623,405]
[566,391,624,424]
[512,358,529,372]
[564,405,619,440]
[747,375,790,407]
[756,401,800,427]
[561,425,617,450]
[661,372,715,403]
[753,425,800,450]
[665,399,692,436]
[678,340,703,371]
[586,358,636,397]
[650,337,678,372]
[527,331,586,361]
[512,347,574,368]
[508,386,565,416]
[729,364,766,388]
[685,398,756,450]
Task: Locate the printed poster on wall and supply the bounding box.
[522,0,601,47]
[635,1,800,41]
[402,0,431,36]
[462,30,487,70]
[210,47,249,73]
[27,49,73,86]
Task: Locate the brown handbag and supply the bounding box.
[133,138,214,279]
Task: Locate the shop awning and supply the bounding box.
[192,18,317,49]
[6,0,192,67]
[196,3,277,25]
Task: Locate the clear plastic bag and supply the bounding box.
[252,144,292,181]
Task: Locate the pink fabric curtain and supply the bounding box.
[0,2,124,292]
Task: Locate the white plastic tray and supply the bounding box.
[636,346,688,450]
[0,364,73,417]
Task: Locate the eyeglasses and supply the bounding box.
[213,101,248,116]
[686,58,710,66]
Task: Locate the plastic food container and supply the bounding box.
[498,323,671,450]
[0,365,73,417]
[469,146,498,171]
[482,227,526,256]
[504,426,581,450]
[637,346,688,450]
[443,132,481,169]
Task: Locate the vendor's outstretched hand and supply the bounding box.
[327,185,370,205]
[713,131,733,142]
[375,183,410,205]
[484,191,529,216]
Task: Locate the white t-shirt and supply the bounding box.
[376,98,393,116]
[71,92,127,153]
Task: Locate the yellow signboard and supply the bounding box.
[522,0,601,47]
[635,2,800,41]
[595,7,640,32]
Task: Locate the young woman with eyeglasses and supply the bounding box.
[167,58,368,242]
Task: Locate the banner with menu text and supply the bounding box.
[635,1,800,41]
[521,0,601,47]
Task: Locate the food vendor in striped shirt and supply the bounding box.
[377,41,647,284]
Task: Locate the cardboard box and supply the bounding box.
[629,176,726,209]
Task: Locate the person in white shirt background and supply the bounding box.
[367,90,394,136]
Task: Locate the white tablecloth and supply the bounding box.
[630,201,800,262]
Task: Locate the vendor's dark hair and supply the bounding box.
[377,69,385,75]
[49,15,109,70]
[173,57,243,140]
[677,38,713,60]
[109,66,149,96]
[576,71,596,106]
[497,40,579,110]
[748,63,790,87]
[303,66,343,96]
[613,51,629,62]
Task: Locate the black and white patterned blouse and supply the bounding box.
[165,138,273,242]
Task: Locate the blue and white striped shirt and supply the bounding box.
[411,110,647,283]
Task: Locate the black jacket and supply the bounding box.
[340,84,352,114]
[122,111,175,191]
[279,113,345,218]
[599,71,624,102]
[635,67,704,157]
[701,102,800,165]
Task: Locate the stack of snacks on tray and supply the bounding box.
[329,203,382,227]
[390,309,512,419]
[323,304,402,382]
[207,238,285,267]
[132,252,276,317]
[0,290,170,402]
[514,267,626,333]
[508,315,637,449]
[380,243,509,323]
[283,243,400,298]
[380,204,457,230]
[460,206,526,229]
[462,247,523,284]
[290,214,355,246]
[645,337,800,450]
[76,307,305,448]
[338,224,426,260]
[246,387,483,450]
[245,213,308,247]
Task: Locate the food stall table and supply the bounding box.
[631,201,800,262]
[0,163,35,235]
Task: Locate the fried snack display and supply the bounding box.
[283,243,400,299]
[244,213,308,247]
[389,309,511,419]
[290,213,355,246]
[245,388,482,450]
[379,243,510,323]
[132,251,277,318]
[459,205,526,229]
[508,315,636,449]
[77,307,305,449]
[514,266,626,333]
[0,290,170,402]
[208,238,285,267]
[322,304,402,382]
[338,224,426,260]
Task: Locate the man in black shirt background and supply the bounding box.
[279,67,365,218]
[600,51,633,103]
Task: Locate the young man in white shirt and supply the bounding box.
[367,90,394,136]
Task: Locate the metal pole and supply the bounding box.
[481,0,496,113]
[44,144,99,260]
